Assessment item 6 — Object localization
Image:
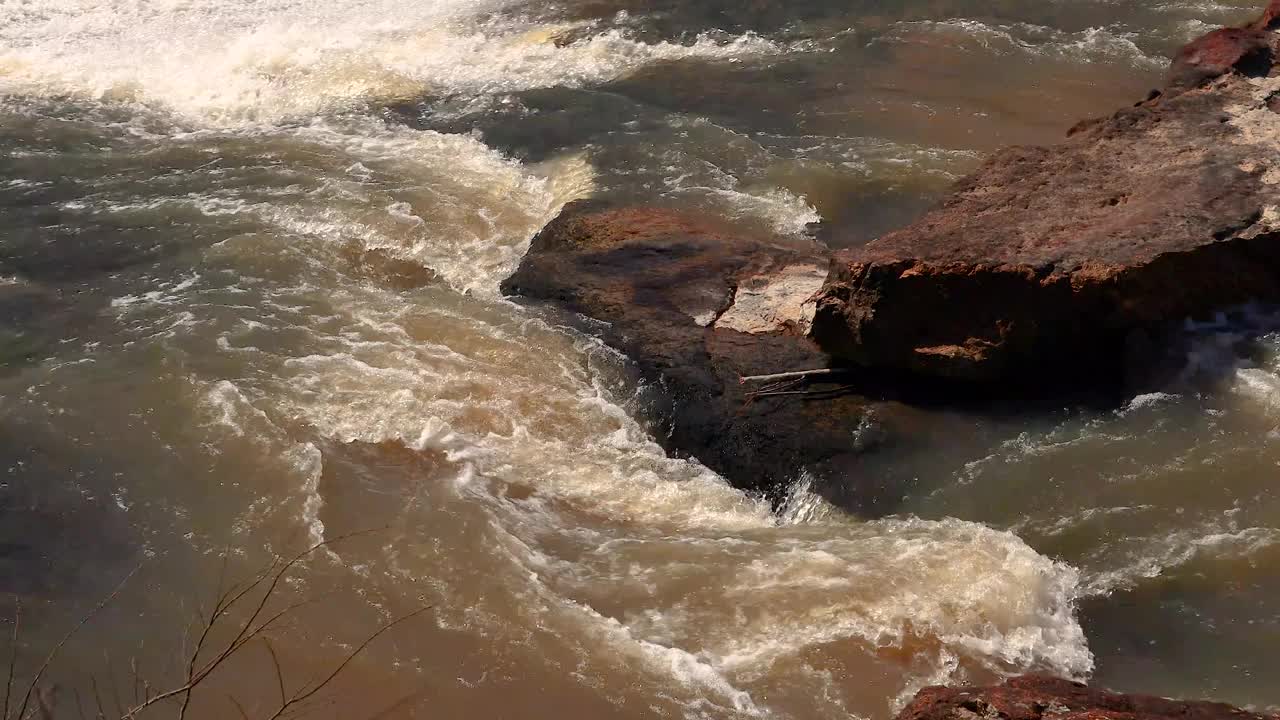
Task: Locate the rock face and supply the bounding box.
[897,675,1278,720]
[502,201,929,508]
[811,2,1280,384]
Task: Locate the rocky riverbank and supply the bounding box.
[505,0,1280,493]
[895,676,1278,720]
[811,1,1280,384]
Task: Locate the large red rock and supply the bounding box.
[897,675,1278,720]
[502,200,943,510]
[811,3,1280,384]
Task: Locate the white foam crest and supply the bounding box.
[90,118,589,295]
[884,20,1165,70]
[1231,366,1280,417]
[111,273,203,311]
[574,608,763,717]
[1085,524,1280,595]
[776,471,839,525]
[1119,391,1181,416]
[757,132,982,182]
[722,519,1091,676]
[280,121,587,294]
[0,0,788,125]
[701,186,822,236]
[271,317,778,532]
[198,379,328,542]
[552,517,1093,713]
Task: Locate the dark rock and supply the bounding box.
[896,675,1279,720]
[502,200,929,509]
[811,3,1280,385]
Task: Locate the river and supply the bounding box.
[0,0,1277,718]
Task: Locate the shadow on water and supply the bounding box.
[803,315,1280,508]
[0,425,138,597]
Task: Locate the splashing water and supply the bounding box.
[7,0,1275,717]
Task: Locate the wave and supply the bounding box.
[9,6,1102,710]
[94,121,1094,712]
[879,19,1167,71]
[1084,524,1280,595]
[0,0,790,126]
[948,306,1280,601]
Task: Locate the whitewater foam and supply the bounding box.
[0,0,790,126]
[6,6,1111,708]
[882,19,1166,71]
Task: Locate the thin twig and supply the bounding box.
[14,563,141,720]
[33,684,54,720]
[72,689,86,720]
[266,606,433,720]
[89,677,106,720]
[367,687,432,720]
[751,384,858,399]
[129,658,139,707]
[263,639,286,709]
[739,368,840,384]
[227,694,250,720]
[120,529,387,720]
[742,377,803,404]
[175,567,265,720]
[4,597,19,720]
[104,658,124,718]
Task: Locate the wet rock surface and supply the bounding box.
[811,1,1280,384]
[502,200,937,509]
[896,675,1279,720]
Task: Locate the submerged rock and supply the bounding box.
[811,1,1280,384]
[896,675,1278,720]
[502,200,930,509]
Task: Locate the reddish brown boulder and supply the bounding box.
[811,3,1280,384]
[1251,0,1280,31]
[502,200,940,510]
[1167,27,1273,92]
[897,675,1278,720]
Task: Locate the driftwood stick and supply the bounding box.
[739,368,840,384]
[751,384,857,399]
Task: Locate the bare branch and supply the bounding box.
[33,684,54,720]
[73,688,86,720]
[14,563,141,720]
[129,658,139,707]
[227,695,250,720]
[89,677,106,720]
[120,528,387,720]
[103,659,124,718]
[4,597,19,720]
[266,606,433,720]
[262,639,286,710]
[750,384,857,399]
[366,687,432,720]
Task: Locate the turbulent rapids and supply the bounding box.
[0,0,1278,718]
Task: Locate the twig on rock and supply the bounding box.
[751,384,858,399]
[739,368,841,384]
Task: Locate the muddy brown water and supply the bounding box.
[0,0,1277,718]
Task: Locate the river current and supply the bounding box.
[0,1,1277,718]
